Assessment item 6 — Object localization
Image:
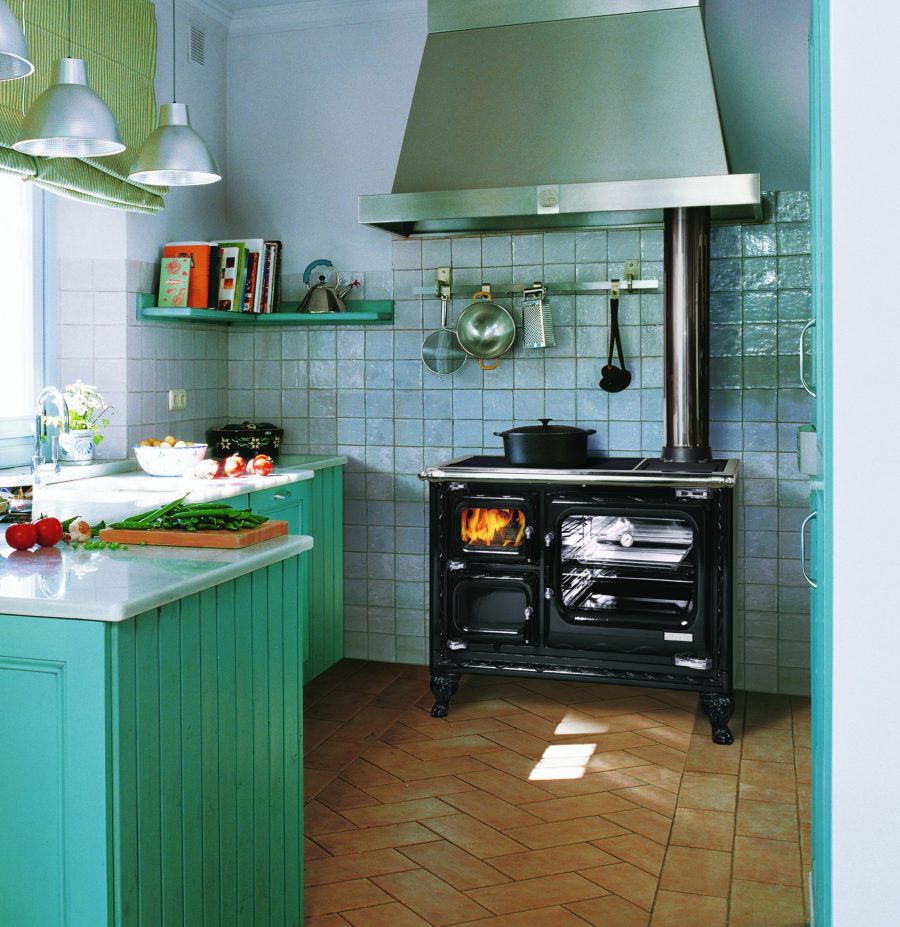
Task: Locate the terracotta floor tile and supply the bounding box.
[361,775,474,805]
[581,861,658,910]
[745,693,794,731]
[316,821,441,855]
[684,734,742,775]
[458,768,554,804]
[732,834,802,886]
[559,729,658,753]
[739,759,797,804]
[341,758,401,789]
[638,708,698,734]
[669,807,734,852]
[306,718,345,753]
[305,800,358,836]
[372,868,491,925]
[658,845,732,898]
[467,872,606,915]
[736,798,799,841]
[625,744,687,772]
[482,728,553,760]
[306,915,350,927]
[304,878,392,917]
[625,764,682,793]
[412,716,515,739]
[538,768,649,797]
[566,695,673,718]
[306,739,368,772]
[504,815,629,850]
[444,789,544,829]
[478,748,545,779]
[794,746,812,784]
[306,690,377,723]
[637,725,693,751]
[318,777,381,811]
[434,698,526,721]
[306,768,340,803]
[741,726,795,764]
[400,840,511,890]
[422,812,528,858]
[678,772,738,813]
[729,878,806,927]
[455,906,595,927]
[343,902,431,927]
[381,722,431,745]
[650,889,728,927]
[603,808,673,845]
[305,836,331,860]
[520,791,637,822]
[331,707,402,743]
[305,847,419,886]
[486,843,619,880]
[364,744,490,781]
[586,750,657,773]
[611,784,678,816]
[594,833,667,876]
[566,894,650,926]
[341,796,458,828]
[399,734,508,761]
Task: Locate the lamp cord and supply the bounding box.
[67,0,71,56]
[172,0,176,101]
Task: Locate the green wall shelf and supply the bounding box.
[136,293,394,326]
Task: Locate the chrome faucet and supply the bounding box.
[32,386,70,480]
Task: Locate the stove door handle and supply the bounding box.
[524,525,534,539]
[544,587,555,600]
[544,531,555,547]
[800,511,818,589]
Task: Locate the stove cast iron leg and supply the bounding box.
[700,692,735,745]
[430,673,460,717]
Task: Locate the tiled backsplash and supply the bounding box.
[224,191,813,696]
[57,259,229,456]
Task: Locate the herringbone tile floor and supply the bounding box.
[303,661,810,926]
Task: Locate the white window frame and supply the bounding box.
[0,185,55,470]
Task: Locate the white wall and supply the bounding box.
[829,2,900,924]
[225,5,426,276]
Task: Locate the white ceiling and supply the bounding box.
[214,0,277,9]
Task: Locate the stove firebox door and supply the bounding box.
[447,491,538,565]
[447,573,538,647]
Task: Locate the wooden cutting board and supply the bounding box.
[99,520,289,549]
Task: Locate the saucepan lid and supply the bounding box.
[495,418,596,437]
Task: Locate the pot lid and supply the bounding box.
[500,418,594,436]
[216,421,280,431]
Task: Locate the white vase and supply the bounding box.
[59,428,95,464]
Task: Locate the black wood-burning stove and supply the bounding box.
[420,457,738,743]
[419,206,740,743]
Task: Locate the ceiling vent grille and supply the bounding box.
[189,24,206,67]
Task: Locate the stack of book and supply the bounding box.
[159,239,283,313]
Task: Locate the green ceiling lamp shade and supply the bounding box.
[0,2,33,80]
[128,0,220,186]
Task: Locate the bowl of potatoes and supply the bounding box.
[134,436,208,477]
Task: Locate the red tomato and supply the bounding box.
[34,517,64,548]
[248,454,274,477]
[5,522,37,551]
[223,454,246,478]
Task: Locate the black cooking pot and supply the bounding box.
[494,418,597,467]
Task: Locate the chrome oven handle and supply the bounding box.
[800,510,818,588]
[799,319,816,398]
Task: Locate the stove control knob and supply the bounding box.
[448,560,465,571]
[620,533,634,548]
[524,525,534,539]
[544,531,555,547]
[544,587,555,600]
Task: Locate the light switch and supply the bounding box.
[168,389,188,412]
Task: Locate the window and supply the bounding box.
[0,174,49,468]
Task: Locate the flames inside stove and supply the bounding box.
[460,507,526,549]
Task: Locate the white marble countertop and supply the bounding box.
[0,534,313,622]
[31,466,315,524]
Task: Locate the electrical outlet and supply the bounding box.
[168,389,188,412]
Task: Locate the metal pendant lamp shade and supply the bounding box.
[0,1,33,80]
[129,102,221,186]
[13,57,125,157]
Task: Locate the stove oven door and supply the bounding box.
[446,489,539,566]
[545,492,718,667]
[444,571,539,651]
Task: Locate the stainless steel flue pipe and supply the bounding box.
[662,206,712,462]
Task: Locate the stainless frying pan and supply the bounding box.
[455,290,516,370]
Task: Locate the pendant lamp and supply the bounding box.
[0,1,33,80]
[13,0,124,157]
[129,0,220,186]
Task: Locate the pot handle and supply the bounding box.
[478,356,500,370]
[493,431,505,437]
[303,258,333,286]
[584,429,597,435]
[472,290,493,303]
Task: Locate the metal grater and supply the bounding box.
[521,282,555,349]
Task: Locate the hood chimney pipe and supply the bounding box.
[662,206,711,463]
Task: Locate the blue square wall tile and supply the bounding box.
[711,225,742,258]
[742,224,777,257]
[742,257,778,290]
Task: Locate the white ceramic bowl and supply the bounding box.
[133,443,208,477]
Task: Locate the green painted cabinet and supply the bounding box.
[0,557,306,927]
[250,463,344,683]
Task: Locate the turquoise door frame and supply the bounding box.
[809,0,833,923]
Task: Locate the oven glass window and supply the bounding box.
[460,507,526,551]
[559,514,695,620]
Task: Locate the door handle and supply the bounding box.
[800,510,818,588]
[799,319,816,398]
[273,491,291,501]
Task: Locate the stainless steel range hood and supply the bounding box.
[359,0,761,237]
